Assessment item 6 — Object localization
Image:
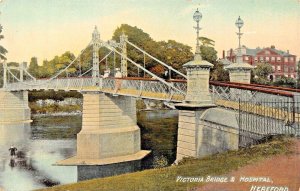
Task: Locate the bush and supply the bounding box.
[152,155,168,169]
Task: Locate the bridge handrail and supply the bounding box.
[223,81,300,93]
[210,81,294,97]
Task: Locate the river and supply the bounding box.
[0,110,178,191]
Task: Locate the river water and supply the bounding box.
[0,110,178,191]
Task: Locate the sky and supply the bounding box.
[0,0,299,64]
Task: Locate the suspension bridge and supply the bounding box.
[1,26,299,180]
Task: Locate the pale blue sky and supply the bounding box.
[0,0,299,63]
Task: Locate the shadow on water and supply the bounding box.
[0,110,178,190]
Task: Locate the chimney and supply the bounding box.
[271,45,275,49]
[223,50,225,59]
[287,50,289,54]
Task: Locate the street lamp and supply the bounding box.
[193,8,202,49]
[235,16,244,63]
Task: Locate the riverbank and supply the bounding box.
[37,136,294,191]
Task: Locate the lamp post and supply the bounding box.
[224,16,253,84]
[235,16,244,64]
[193,8,202,53]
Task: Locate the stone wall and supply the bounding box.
[0,91,31,123]
[176,107,239,162]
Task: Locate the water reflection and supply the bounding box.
[0,110,179,190]
[0,122,77,191]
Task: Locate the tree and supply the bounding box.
[39,51,77,78]
[0,25,7,87]
[252,63,273,84]
[199,37,215,47]
[210,62,229,81]
[112,24,194,78]
[200,45,218,64]
[0,25,7,60]
[296,60,300,87]
[28,57,39,77]
[199,36,218,64]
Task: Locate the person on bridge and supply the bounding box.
[103,69,110,78]
[163,70,169,81]
[9,146,17,157]
[114,68,122,93]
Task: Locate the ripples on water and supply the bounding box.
[0,110,178,191]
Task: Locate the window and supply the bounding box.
[290,67,294,72]
[255,57,258,61]
[272,66,275,71]
[266,57,270,61]
[265,50,270,54]
[291,74,295,78]
[284,57,288,63]
[244,56,249,61]
[277,65,281,71]
[271,57,275,61]
[260,57,264,62]
[290,57,294,62]
[277,57,281,62]
[284,66,288,72]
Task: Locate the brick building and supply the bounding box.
[225,45,297,79]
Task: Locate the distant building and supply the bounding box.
[225,45,297,79]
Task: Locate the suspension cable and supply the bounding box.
[7,42,92,86]
[100,40,186,95]
[79,50,113,77]
[125,40,187,79]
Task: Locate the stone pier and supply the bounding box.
[57,92,150,180]
[0,90,31,124]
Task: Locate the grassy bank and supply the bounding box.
[38,136,294,191]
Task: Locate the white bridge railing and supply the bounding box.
[5,77,187,102]
[5,77,295,104]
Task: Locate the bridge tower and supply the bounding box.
[57,92,150,180]
[225,16,253,84]
[175,9,239,162]
[92,26,100,84]
[120,32,128,77]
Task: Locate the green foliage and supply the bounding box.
[253,63,273,79]
[39,51,77,78]
[28,90,82,102]
[29,102,81,114]
[0,25,7,60]
[200,45,217,64]
[152,155,169,169]
[28,57,39,77]
[273,76,296,88]
[210,63,229,81]
[112,24,194,77]
[252,63,273,84]
[199,36,215,47]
